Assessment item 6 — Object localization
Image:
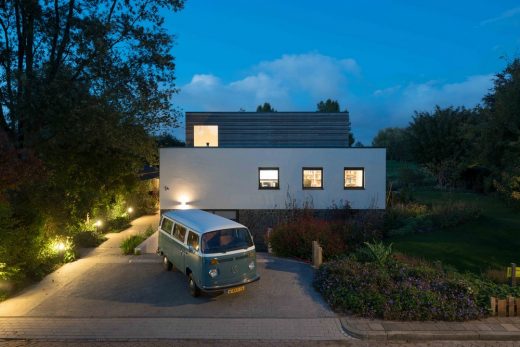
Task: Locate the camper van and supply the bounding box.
[158,209,259,297]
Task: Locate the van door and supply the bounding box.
[185,230,201,282]
[172,223,188,273]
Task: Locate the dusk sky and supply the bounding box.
[166,1,520,144]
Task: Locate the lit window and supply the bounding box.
[302,168,323,189]
[194,125,218,147]
[344,168,364,189]
[173,223,187,242]
[259,168,279,189]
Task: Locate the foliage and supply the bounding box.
[372,127,412,161]
[256,102,276,112]
[120,234,146,255]
[385,200,481,237]
[73,231,106,248]
[155,132,186,148]
[314,257,486,321]
[361,241,393,267]
[106,217,131,233]
[316,99,355,146]
[269,211,384,261]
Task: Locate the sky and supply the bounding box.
[164,1,520,144]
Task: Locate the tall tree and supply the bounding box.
[316,98,355,146]
[372,127,412,161]
[256,102,276,112]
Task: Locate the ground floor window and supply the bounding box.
[258,168,279,189]
[344,168,364,189]
[302,168,323,189]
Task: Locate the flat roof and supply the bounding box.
[163,209,246,234]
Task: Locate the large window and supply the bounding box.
[344,168,364,189]
[302,168,323,189]
[258,168,279,189]
[160,218,174,235]
[194,125,218,147]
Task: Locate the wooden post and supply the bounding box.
[490,297,497,316]
[266,228,273,254]
[498,299,507,316]
[508,296,515,317]
[312,241,323,268]
[511,263,517,287]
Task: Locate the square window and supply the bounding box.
[194,125,218,147]
[344,168,364,189]
[302,168,323,189]
[259,168,279,189]
[173,223,187,242]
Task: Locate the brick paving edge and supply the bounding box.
[339,318,520,341]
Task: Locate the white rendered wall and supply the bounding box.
[160,148,386,210]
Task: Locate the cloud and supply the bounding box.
[480,6,520,26]
[175,53,359,112]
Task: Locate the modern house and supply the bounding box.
[160,112,386,247]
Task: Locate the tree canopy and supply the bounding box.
[316,98,355,146]
[256,102,276,112]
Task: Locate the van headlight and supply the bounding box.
[209,269,218,278]
[248,261,255,271]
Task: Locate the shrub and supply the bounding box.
[362,241,393,267]
[269,216,345,261]
[106,216,131,233]
[430,201,482,228]
[73,231,106,248]
[120,234,146,255]
[314,258,486,321]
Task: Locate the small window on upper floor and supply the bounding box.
[344,168,364,189]
[194,125,218,147]
[259,168,279,189]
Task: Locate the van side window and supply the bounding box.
[187,231,200,251]
[161,218,174,234]
[173,223,187,243]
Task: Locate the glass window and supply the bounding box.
[194,125,218,147]
[259,168,279,189]
[172,223,187,242]
[344,168,364,189]
[201,228,254,254]
[187,231,200,251]
[160,218,174,234]
[302,168,323,189]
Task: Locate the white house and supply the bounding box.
[160,112,386,224]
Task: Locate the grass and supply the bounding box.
[389,189,520,274]
[119,225,155,255]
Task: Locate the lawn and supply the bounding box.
[389,189,520,274]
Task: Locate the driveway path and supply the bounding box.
[0,214,347,341]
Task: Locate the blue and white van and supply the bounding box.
[158,209,260,297]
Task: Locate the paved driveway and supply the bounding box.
[0,214,346,341]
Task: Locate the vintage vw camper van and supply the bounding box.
[158,209,259,297]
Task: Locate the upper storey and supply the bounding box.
[185,112,351,148]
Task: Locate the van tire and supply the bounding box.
[163,256,173,271]
[189,274,201,297]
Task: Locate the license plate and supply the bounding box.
[227,286,245,294]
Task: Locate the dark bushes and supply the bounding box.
[314,257,486,321]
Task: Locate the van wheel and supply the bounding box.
[162,256,173,271]
[189,274,201,297]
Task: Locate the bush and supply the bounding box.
[120,234,146,255]
[106,216,131,233]
[73,231,106,248]
[269,216,345,261]
[314,257,486,321]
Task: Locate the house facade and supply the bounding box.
[160,112,386,248]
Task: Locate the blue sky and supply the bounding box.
[165,1,520,144]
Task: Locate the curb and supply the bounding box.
[339,318,520,341]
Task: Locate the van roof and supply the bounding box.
[162,209,246,234]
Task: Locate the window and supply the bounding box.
[201,228,254,254]
[344,168,364,189]
[194,125,218,147]
[187,231,200,251]
[302,168,323,189]
[258,168,279,189]
[160,218,174,234]
[172,223,187,242]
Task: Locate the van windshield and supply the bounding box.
[201,228,254,254]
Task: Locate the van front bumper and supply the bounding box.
[201,274,260,292]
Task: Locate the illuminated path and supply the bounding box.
[0,214,349,341]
